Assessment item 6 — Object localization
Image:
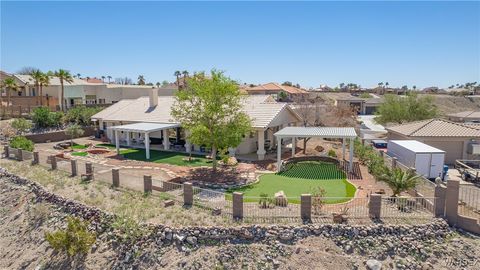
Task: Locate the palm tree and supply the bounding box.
[412,85,417,91]
[107,76,112,84]
[156,82,161,88]
[378,168,420,197]
[53,69,74,111]
[137,75,146,85]
[385,82,389,88]
[30,69,43,105]
[174,71,181,87]
[76,73,81,79]
[39,72,50,106]
[182,70,189,86]
[1,78,18,107]
[101,76,106,83]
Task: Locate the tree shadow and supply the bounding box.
[172,167,249,184]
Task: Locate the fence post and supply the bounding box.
[3,145,9,158]
[369,194,382,219]
[32,151,39,165]
[17,149,23,161]
[445,179,460,226]
[301,194,312,221]
[71,159,78,177]
[183,182,193,206]
[85,162,93,180]
[391,157,397,169]
[112,168,120,187]
[232,192,243,220]
[143,175,152,193]
[50,155,57,170]
[434,183,447,217]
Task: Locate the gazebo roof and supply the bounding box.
[109,122,180,133]
[274,127,357,139]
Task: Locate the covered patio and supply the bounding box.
[274,127,358,172]
[109,122,182,160]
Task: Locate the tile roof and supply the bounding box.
[246,82,308,94]
[447,111,480,118]
[13,74,97,86]
[274,127,357,138]
[386,119,480,137]
[92,95,302,129]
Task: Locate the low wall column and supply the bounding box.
[369,194,382,219]
[301,194,312,221]
[391,157,397,169]
[71,160,78,177]
[233,192,244,220]
[445,179,460,226]
[50,155,57,170]
[434,183,447,217]
[17,149,23,161]
[112,168,120,187]
[144,175,152,193]
[85,162,93,180]
[32,151,39,165]
[183,182,193,206]
[3,145,9,158]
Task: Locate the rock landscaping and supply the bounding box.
[1,167,480,269]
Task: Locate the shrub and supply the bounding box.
[378,168,420,197]
[359,93,372,98]
[31,106,64,128]
[327,149,337,158]
[65,124,85,145]
[258,193,274,209]
[111,215,146,244]
[11,118,32,134]
[65,106,102,126]
[45,216,96,257]
[9,136,34,151]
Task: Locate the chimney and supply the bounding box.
[149,88,158,107]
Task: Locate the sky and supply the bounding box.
[1,1,479,89]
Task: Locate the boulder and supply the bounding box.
[366,259,382,270]
[274,191,288,207]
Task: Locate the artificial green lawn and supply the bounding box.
[228,161,356,204]
[71,144,88,150]
[71,151,88,156]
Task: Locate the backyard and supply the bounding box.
[228,161,357,203]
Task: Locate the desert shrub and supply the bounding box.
[258,193,274,209]
[65,124,85,144]
[11,118,32,134]
[111,215,147,244]
[311,186,326,215]
[9,136,34,151]
[31,106,64,128]
[359,93,372,98]
[327,149,337,158]
[45,216,96,257]
[65,106,102,126]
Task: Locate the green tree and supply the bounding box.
[32,106,64,128]
[174,71,181,87]
[9,136,34,151]
[53,69,74,110]
[11,118,32,135]
[45,216,96,257]
[378,168,420,197]
[65,106,101,126]
[277,91,288,101]
[171,70,252,170]
[161,80,169,87]
[374,93,437,124]
[1,78,18,107]
[65,124,85,146]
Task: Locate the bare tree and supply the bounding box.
[293,96,324,154]
[16,66,38,75]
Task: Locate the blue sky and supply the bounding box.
[1,1,479,89]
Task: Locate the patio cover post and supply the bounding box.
[145,132,150,160]
[292,137,295,158]
[277,137,282,172]
[257,129,266,160]
[349,138,354,172]
[114,130,120,155]
[342,138,346,160]
[126,131,131,146]
[163,129,170,150]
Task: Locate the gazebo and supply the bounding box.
[274,127,358,172]
[109,122,181,159]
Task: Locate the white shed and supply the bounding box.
[387,140,445,179]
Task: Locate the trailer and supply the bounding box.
[455,160,480,183]
[387,140,445,179]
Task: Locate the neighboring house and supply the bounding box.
[245,82,308,101]
[421,87,447,94]
[334,95,384,115]
[91,92,302,160]
[371,87,407,95]
[1,70,178,108]
[447,111,480,123]
[386,119,480,164]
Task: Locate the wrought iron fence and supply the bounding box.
[192,186,232,216]
[380,197,435,218]
[459,184,480,219]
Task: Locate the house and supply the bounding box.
[245,82,308,101]
[1,70,178,109]
[447,111,480,123]
[386,119,480,164]
[421,87,447,94]
[334,95,384,115]
[91,91,302,160]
